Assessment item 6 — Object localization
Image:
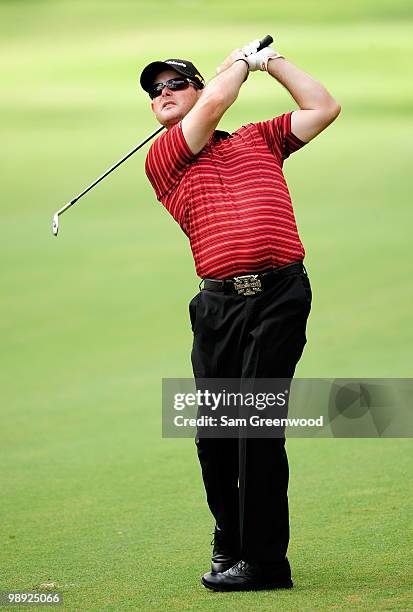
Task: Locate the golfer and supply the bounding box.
[140,39,340,591]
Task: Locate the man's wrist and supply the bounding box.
[264,54,285,71]
[233,58,249,81]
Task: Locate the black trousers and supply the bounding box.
[189,266,312,563]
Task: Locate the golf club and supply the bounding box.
[51,35,273,236]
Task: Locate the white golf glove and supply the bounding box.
[242,39,261,57]
[242,39,284,72]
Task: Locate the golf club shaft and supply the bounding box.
[52,35,273,235]
[52,125,165,234]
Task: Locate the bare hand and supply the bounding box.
[216,49,246,74]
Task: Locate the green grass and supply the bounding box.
[1,1,412,609]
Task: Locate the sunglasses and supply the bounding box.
[149,77,198,100]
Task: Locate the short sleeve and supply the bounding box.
[145,122,194,199]
[256,111,306,163]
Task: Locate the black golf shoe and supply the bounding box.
[202,559,293,592]
[210,526,240,574]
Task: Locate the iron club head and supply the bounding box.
[52,214,59,236]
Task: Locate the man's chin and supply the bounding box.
[158,108,184,129]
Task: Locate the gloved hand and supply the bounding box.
[242,39,284,72]
[242,39,261,57]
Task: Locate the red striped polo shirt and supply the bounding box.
[145,111,307,279]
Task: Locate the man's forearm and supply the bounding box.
[203,58,248,111]
[181,55,248,155]
[267,58,339,112]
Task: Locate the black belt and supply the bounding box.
[202,262,306,296]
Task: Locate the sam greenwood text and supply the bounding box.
[174,415,324,427]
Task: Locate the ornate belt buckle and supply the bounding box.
[233,274,262,296]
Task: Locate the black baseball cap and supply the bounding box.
[140,58,205,93]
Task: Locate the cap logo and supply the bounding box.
[166,60,187,68]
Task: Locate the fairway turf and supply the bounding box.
[1,1,413,610]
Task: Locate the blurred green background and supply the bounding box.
[1,1,412,610]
